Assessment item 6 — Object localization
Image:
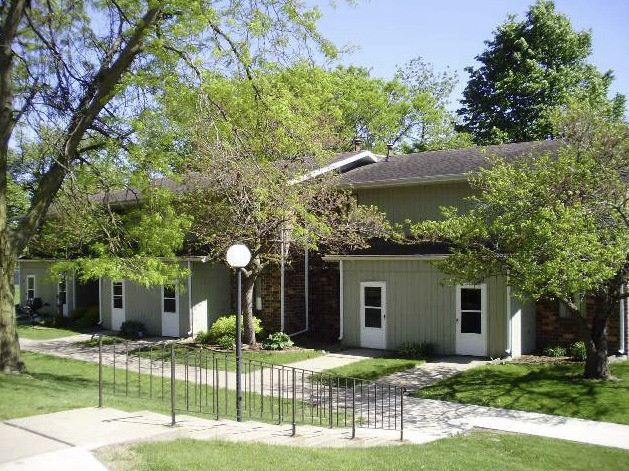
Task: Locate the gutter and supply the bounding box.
[338,173,468,190]
[187,260,193,337]
[280,228,285,333]
[290,248,310,337]
[338,260,344,341]
[323,254,448,262]
[620,284,627,355]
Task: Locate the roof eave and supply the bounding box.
[339,173,469,189]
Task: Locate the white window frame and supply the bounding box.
[456,284,487,334]
[359,281,387,349]
[26,275,36,300]
[112,280,124,310]
[161,283,179,315]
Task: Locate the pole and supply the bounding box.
[236,268,243,422]
[171,343,176,426]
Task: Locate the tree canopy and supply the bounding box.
[409,104,629,379]
[458,0,626,145]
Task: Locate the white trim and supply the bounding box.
[71,270,76,314]
[111,280,126,331]
[57,273,68,317]
[161,283,180,337]
[26,274,36,300]
[506,285,512,356]
[280,228,286,333]
[290,151,379,183]
[338,261,344,341]
[359,281,387,349]
[187,261,193,337]
[620,284,626,355]
[455,283,488,356]
[323,255,448,262]
[98,277,102,325]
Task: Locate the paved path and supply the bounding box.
[17,335,629,455]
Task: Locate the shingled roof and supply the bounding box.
[339,140,559,187]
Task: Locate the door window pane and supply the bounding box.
[461,288,481,310]
[461,311,482,333]
[364,307,382,328]
[113,282,123,309]
[163,284,177,313]
[364,287,382,307]
[27,276,35,299]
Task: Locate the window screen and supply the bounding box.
[163,284,177,313]
[113,282,123,309]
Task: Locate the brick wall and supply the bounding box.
[256,249,340,340]
[537,298,621,352]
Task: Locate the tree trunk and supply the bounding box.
[242,273,257,347]
[0,254,24,372]
[584,303,612,380]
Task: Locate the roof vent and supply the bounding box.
[385,142,394,162]
[353,138,362,152]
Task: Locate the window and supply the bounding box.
[254,278,262,311]
[112,281,124,309]
[163,284,177,313]
[26,275,36,300]
[363,285,383,328]
[459,287,482,334]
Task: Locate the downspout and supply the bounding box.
[506,284,512,356]
[98,277,102,325]
[338,260,344,341]
[620,284,627,355]
[71,270,76,313]
[187,261,193,337]
[280,228,285,333]
[289,248,309,337]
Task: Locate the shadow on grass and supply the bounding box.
[415,361,629,424]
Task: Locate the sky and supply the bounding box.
[314,0,629,112]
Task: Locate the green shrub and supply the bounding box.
[262,332,294,350]
[208,314,263,343]
[216,335,235,349]
[398,341,437,359]
[120,320,146,339]
[570,341,587,361]
[194,331,212,345]
[542,345,568,357]
[74,306,99,328]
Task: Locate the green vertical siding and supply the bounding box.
[191,261,231,330]
[102,277,112,328]
[355,181,474,225]
[18,261,62,316]
[342,259,509,356]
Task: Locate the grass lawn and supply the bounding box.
[17,325,83,340]
[98,432,629,471]
[121,344,323,371]
[320,357,424,382]
[416,361,629,425]
[0,352,337,426]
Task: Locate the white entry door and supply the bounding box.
[111,281,125,331]
[161,284,179,337]
[360,282,387,349]
[455,284,487,356]
[58,274,68,317]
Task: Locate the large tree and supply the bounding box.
[409,105,629,379]
[458,0,626,145]
[0,0,337,372]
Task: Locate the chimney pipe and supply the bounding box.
[353,138,362,152]
[385,143,394,162]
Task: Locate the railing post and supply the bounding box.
[291,368,296,437]
[170,343,176,426]
[400,387,405,442]
[351,379,355,439]
[328,378,333,429]
[98,335,103,407]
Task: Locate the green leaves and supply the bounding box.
[409,111,629,307]
[459,0,625,144]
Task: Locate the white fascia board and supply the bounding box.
[339,173,468,190]
[322,254,448,262]
[290,151,380,184]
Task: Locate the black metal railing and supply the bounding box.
[97,338,405,440]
